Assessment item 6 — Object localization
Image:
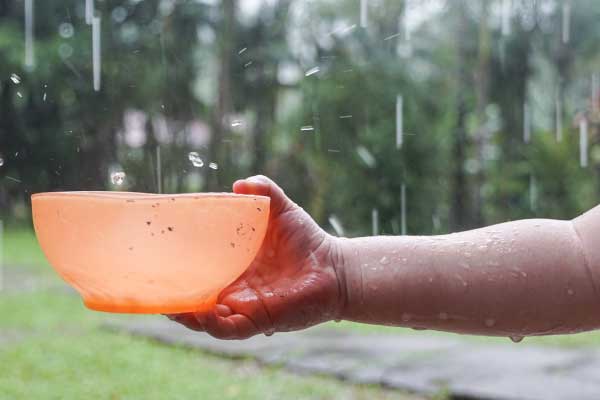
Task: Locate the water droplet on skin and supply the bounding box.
[479,245,488,251]
[10,73,21,84]
[188,151,204,167]
[484,318,496,327]
[401,258,408,263]
[438,312,448,320]
[111,171,126,185]
[379,256,390,265]
[209,162,218,170]
[334,319,341,323]
[401,313,412,322]
[264,329,274,337]
[510,336,524,343]
[567,288,575,296]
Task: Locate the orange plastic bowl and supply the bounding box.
[31,192,270,314]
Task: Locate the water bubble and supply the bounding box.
[188,152,204,168]
[510,336,524,343]
[300,125,314,132]
[304,66,320,77]
[484,318,496,327]
[111,171,126,185]
[10,73,21,84]
[58,22,74,38]
[379,256,390,265]
[208,162,218,170]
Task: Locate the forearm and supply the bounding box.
[337,213,600,337]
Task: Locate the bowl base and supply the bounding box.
[83,295,218,314]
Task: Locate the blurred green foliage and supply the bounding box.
[1,0,600,236]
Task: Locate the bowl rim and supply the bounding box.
[31,191,270,202]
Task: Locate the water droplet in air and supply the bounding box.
[188,152,204,167]
[300,125,314,132]
[0,157,4,166]
[10,73,21,84]
[510,336,524,343]
[16,92,22,98]
[484,318,496,327]
[379,256,390,265]
[231,120,243,127]
[111,171,126,185]
[305,66,320,77]
[209,162,218,170]
[58,22,75,38]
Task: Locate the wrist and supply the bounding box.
[328,236,354,321]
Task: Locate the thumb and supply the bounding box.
[232,175,295,217]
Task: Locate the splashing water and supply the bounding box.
[188,152,204,168]
[300,125,314,132]
[208,162,218,170]
[328,215,345,236]
[10,74,21,84]
[0,157,4,167]
[356,146,376,168]
[304,67,319,77]
[111,171,126,185]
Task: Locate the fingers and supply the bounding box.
[233,175,295,217]
[165,304,262,340]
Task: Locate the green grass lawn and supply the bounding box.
[0,228,424,400]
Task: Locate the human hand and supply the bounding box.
[166,175,345,339]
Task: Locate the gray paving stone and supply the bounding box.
[105,318,600,400]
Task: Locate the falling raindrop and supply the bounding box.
[396,95,403,149]
[86,0,94,25]
[529,174,537,211]
[304,67,320,77]
[555,91,562,142]
[501,0,511,36]
[593,73,599,112]
[300,125,315,132]
[16,92,22,98]
[188,152,204,168]
[111,171,126,185]
[339,115,353,119]
[562,1,571,44]
[401,183,407,235]
[231,120,243,127]
[238,47,247,55]
[523,101,531,143]
[328,215,345,236]
[379,256,390,265]
[92,16,102,91]
[360,0,368,28]
[209,162,218,170]
[10,74,21,84]
[24,0,35,69]
[156,146,162,194]
[0,157,4,167]
[372,208,379,236]
[579,118,589,168]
